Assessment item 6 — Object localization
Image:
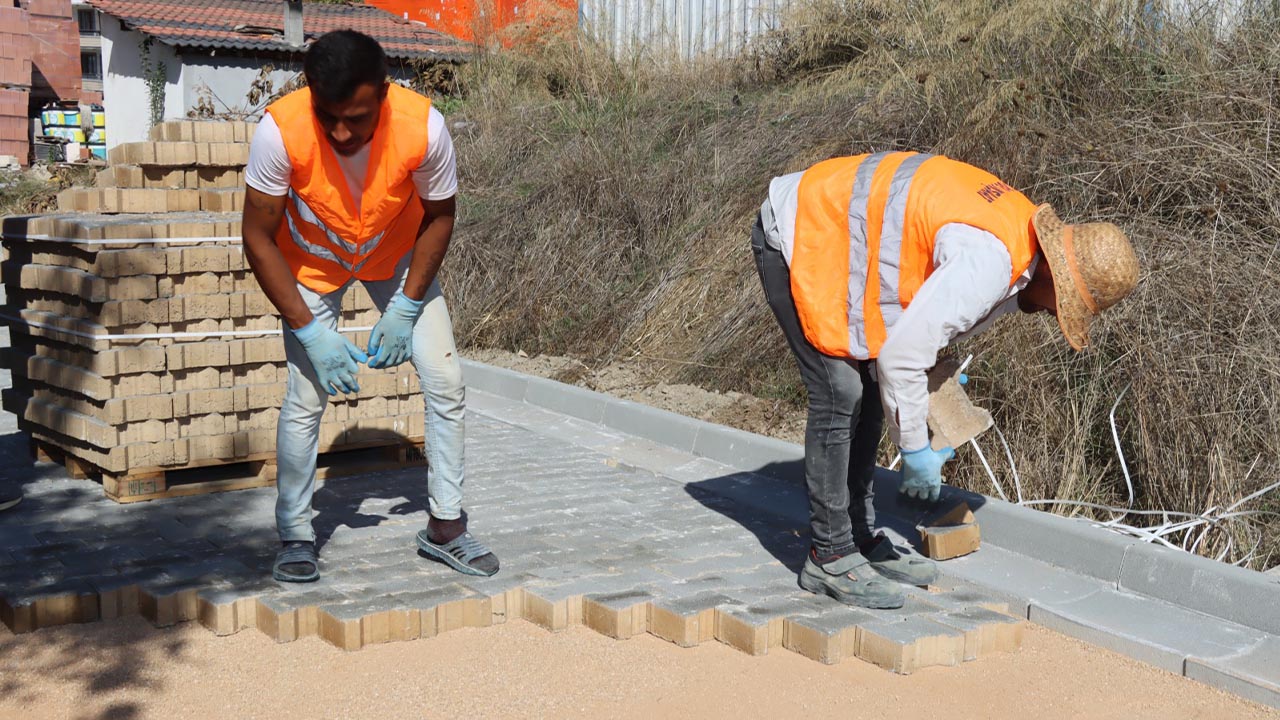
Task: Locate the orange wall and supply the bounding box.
[369,0,574,43]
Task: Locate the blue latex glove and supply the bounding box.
[292,319,368,396]
[899,445,955,503]
[367,292,424,369]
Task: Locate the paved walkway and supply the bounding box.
[0,342,1020,670]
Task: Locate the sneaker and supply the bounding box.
[798,548,905,609]
[861,533,939,586]
[0,490,21,513]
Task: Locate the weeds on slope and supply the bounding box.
[443,0,1280,568]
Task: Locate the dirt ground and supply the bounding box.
[466,348,807,444]
[0,615,1273,720]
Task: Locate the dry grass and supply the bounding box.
[0,165,91,217]
[442,0,1280,569]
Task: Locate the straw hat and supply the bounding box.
[1032,204,1139,351]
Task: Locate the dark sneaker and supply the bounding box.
[862,533,939,586]
[0,490,21,513]
[798,549,905,609]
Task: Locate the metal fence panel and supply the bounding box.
[579,0,791,59]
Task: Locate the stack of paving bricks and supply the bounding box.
[1,119,426,502]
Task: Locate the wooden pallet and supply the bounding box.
[32,438,427,503]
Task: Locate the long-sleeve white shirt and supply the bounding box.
[763,171,1034,451]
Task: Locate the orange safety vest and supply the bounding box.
[267,84,431,294]
[790,152,1039,360]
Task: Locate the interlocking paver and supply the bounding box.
[0,383,1025,672]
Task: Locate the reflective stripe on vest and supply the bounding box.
[283,192,378,275]
[791,152,1038,360]
[285,189,386,272]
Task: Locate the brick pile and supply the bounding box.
[1,120,425,501]
[0,5,32,162]
[23,0,80,104]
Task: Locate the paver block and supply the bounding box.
[318,601,365,651]
[255,594,301,643]
[856,616,966,674]
[523,586,584,632]
[583,590,652,639]
[783,607,876,664]
[196,587,244,636]
[713,602,791,656]
[94,577,141,621]
[648,593,727,647]
[33,587,100,629]
[931,607,1026,660]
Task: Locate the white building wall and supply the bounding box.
[178,55,303,121]
[100,19,181,148]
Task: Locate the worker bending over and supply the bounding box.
[753,152,1137,608]
[242,30,498,583]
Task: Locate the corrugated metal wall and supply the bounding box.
[578,0,792,59]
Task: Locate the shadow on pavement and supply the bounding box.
[683,459,989,574]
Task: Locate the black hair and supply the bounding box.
[303,30,388,103]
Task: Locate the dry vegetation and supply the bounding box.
[442,0,1280,569]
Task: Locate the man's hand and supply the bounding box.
[899,446,955,503]
[292,319,368,395]
[367,292,424,368]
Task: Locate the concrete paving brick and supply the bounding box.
[195,585,247,636]
[712,602,789,656]
[919,585,1011,614]
[930,607,1026,660]
[783,606,877,664]
[649,592,733,647]
[254,593,303,643]
[317,600,367,650]
[1185,636,1280,710]
[1028,589,1268,673]
[857,616,967,674]
[583,590,652,639]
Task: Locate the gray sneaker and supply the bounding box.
[861,533,939,586]
[798,549,906,609]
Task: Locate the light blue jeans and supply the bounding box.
[275,256,466,543]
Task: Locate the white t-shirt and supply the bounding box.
[244,107,457,209]
[762,176,1035,452]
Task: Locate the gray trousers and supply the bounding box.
[751,213,882,558]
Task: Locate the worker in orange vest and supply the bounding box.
[753,152,1138,609]
[242,31,497,582]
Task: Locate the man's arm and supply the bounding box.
[877,226,1016,451]
[242,187,313,329]
[399,196,456,301]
